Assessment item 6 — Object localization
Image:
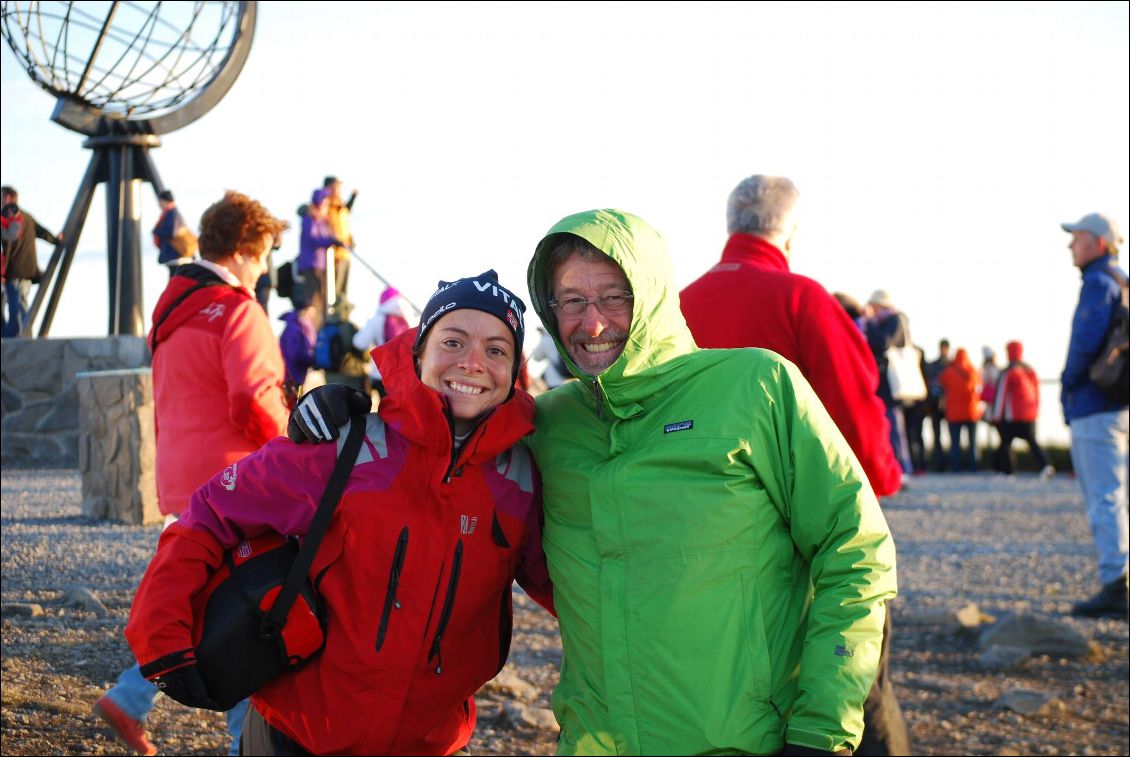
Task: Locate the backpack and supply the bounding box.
[1088,267,1129,405]
[169,224,199,259]
[276,260,295,300]
[314,317,361,372]
[314,321,344,371]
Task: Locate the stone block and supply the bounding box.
[75,368,158,524]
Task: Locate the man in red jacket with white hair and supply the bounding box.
[680,173,908,756]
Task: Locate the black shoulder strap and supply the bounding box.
[260,415,367,638]
[148,269,236,354]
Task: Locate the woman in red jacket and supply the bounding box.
[939,347,983,472]
[124,270,554,756]
[96,190,290,757]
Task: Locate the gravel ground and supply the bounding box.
[2,468,1127,756]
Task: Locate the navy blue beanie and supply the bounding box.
[415,270,527,375]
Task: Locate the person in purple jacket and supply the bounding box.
[297,189,344,329]
[279,291,318,396]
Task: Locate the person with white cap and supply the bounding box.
[864,289,918,476]
[1059,211,1129,620]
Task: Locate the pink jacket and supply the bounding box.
[148,265,289,515]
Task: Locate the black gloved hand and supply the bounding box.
[779,745,852,756]
[154,663,224,711]
[287,384,372,444]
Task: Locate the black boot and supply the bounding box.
[1071,574,1129,619]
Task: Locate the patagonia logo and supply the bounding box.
[835,644,855,658]
[663,420,694,434]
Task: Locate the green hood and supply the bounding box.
[527,209,698,417]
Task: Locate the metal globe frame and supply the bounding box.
[1,1,256,336]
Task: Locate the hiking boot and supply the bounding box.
[1040,465,1056,481]
[1071,575,1129,620]
[93,695,157,756]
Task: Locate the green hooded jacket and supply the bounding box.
[524,209,897,755]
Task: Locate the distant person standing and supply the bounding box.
[681,175,903,498]
[980,346,1001,410]
[324,175,355,303]
[352,285,411,398]
[865,289,916,476]
[991,340,1053,478]
[279,294,318,393]
[939,347,982,472]
[297,188,342,329]
[979,346,1002,469]
[923,339,952,471]
[1059,212,1128,619]
[1,185,61,338]
[152,189,195,278]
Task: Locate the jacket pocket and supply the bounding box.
[428,540,463,673]
[374,527,409,652]
[740,572,774,706]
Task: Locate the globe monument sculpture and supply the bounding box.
[1,0,256,336]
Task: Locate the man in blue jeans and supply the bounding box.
[1060,212,1129,620]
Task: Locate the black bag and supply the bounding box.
[1088,267,1129,405]
[276,260,296,300]
[190,415,366,710]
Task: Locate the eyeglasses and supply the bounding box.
[548,292,634,317]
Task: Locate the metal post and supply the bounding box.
[105,144,124,335]
[118,146,144,336]
[25,149,102,337]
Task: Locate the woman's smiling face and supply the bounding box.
[417,308,515,434]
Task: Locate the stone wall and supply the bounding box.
[1,337,150,468]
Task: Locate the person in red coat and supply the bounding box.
[680,175,902,497]
[991,340,1053,477]
[95,190,291,756]
[938,347,983,472]
[679,174,908,756]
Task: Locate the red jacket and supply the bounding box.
[992,341,1040,423]
[939,349,983,423]
[680,234,902,496]
[148,264,290,515]
[125,328,555,755]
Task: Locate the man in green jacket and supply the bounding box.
[524,209,896,755]
[288,208,898,755]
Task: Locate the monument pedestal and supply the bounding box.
[76,368,160,525]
